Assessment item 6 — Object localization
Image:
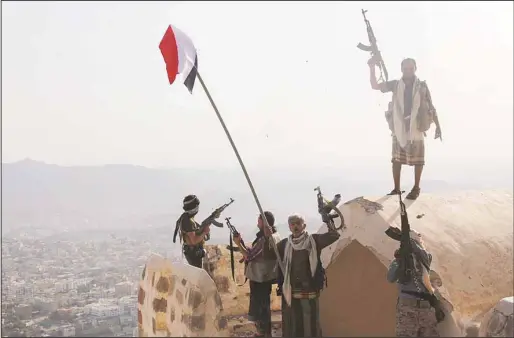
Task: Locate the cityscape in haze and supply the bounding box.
[2,157,512,336]
[2,1,512,337]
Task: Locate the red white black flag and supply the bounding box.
[159,25,198,93]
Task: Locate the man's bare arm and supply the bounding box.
[370,65,381,90]
[369,61,397,93]
[433,114,441,129]
[184,228,208,246]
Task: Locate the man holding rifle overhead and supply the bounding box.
[276,214,340,338]
[358,9,443,200]
[368,57,443,200]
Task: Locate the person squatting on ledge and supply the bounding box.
[276,214,340,338]
[175,195,219,269]
[233,211,280,338]
[387,230,440,337]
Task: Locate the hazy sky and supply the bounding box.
[3,1,513,173]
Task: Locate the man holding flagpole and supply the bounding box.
[159,24,285,276]
[233,211,280,338]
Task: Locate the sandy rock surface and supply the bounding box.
[140,190,513,337]
[202,245,284,337]
[317,189,513,337]
[203,245,282,316]
[138,254,226,337]
[478,296,513,337]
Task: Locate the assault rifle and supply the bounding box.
[226,217,247,282]
[357,9,389,82]
[385,192,412,284]
[315,186,344,231]
[226,217,247,250]
[198,198,235,241]
[385,193,446,323]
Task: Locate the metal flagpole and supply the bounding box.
[195,71,285,273]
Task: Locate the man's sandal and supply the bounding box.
[406,187,421,200]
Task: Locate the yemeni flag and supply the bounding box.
[159,25,198,93]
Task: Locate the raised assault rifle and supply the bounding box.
[226,217,246,250]
[198,198,235,241]
[315,186,345,231]
[385,193,446,323]
[385,192,412,284]
[357,9,389,83]
[226,217,247,282]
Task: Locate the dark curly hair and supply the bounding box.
[259,211,277,233]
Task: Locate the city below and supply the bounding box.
[1,227,184,337]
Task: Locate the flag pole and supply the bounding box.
[195,71,285,273]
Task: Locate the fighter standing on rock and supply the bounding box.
[369,56,442,200]
[174,195,220,269]
[276,214,340,338]
[232,211,280,338]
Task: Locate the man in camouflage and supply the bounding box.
[387,230,439,337]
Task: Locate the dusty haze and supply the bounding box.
[2,1,512,171]
[2,2,512,241]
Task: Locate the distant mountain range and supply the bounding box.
[2,159,511,242]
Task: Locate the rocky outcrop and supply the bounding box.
[138,254,226,337]
[478,296,513,337]
[139,189,513,337]
[203,245,282,316]
[137,246,282,337]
